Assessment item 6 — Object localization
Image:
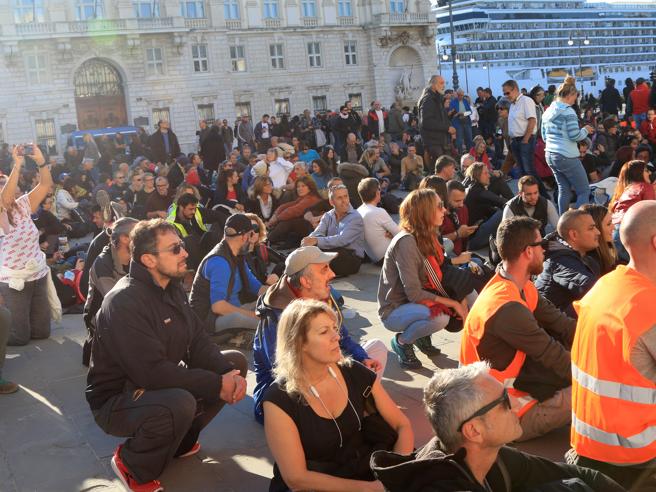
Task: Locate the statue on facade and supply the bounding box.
[395,67,415,100]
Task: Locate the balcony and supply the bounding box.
[137,17,174,29]
[301,17,319,27]
[16,22,56,35]
[374,12,432,25]
[68,19,127,33]
[263,18,282,28]
[225,19,242,29]
[184,18,209,29]
[338,16,355,26]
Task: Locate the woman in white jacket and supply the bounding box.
[55,176,79,221]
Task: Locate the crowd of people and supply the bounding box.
[1,71,656,492]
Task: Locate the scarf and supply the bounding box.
[418,239,452,318]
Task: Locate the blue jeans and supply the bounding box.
[545,151,590,214]
[382,303,449,345]
[454,118,473,153]
[468,209,503,251]
[510,136,548,197]
[633,113,647,128]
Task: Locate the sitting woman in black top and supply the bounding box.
[463,162,507,250]
[263,299,413,492]
[247,176,279,222]
[214,168,246,212]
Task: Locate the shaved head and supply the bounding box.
[620,201,656,255]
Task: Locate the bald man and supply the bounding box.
[567,201,656,490]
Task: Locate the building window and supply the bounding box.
[235,102,251,118]
[152,107,170,127]
[230,45,246,72]
[191,44,209,72]
[76,0,103,20]
[269,43,284,69]
[180,1,204,17]
[197,104,215,124]
[348,92,362,112]
[301,0,316,17]
[224,0,239,19]
[312,96,327,113]
[389,0,404,13]
[337,0,351,17]
[133,1,160,17]
[274,98,290,117]
[263,0,278,18]
[14,0,44,23]
[25,52,47,84]
[145,47,164,76]
[344,41,357,65]
[35,118,57,155]
[307,42,321,68]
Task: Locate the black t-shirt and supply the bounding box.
[263,361,376,483]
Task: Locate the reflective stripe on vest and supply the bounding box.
[166,203,207,238]
[572,414,656,450]
[573,363,656,406]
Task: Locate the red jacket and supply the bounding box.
[640,119,656,145]
[441,205,469,255]
[630,83,651,115]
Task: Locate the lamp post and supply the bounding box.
[482,54,491,88]
[464,55,475,94]
[568,33,590,99]
[447,0,459,90]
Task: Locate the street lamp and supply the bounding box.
[447,0,459,90]
[568,33,590,99]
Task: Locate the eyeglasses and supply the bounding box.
[503,91,511,96]
[525,239,549,250]
[436,201,444,210]
[251,223,260,233]
[457,388,511,432]
[154,241,186,256]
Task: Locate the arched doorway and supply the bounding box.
[74,59,127,130]
[388,46,424,106]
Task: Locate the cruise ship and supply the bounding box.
[433,0,656,97]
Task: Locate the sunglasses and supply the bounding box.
[503,91,511,96]
[526,239,549,250]
[155,241,186,256]
[436,201,444,210]
[458,388,511,432]
[251,223,260,233]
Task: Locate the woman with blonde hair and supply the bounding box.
[542,76,595,214]
[378,189,470,369]
[263,299,413,492]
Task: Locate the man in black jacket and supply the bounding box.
[147,120,181,165]
[86,219,247,491]
[599,78,622,116]
[417,75,456,173]
[371,363,624,492]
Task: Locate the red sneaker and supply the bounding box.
[111,445,164,492]
[177,442,201,458]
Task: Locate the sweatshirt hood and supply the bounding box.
[543,101,572,123]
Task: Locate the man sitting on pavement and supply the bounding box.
[371,363,624,492]
[189,214,268,343]
[145,176,173,219]
[252,245,387,423]
[441,180,478,256]
[86,219,248,492]
[460,216,576,441]
[434,155,457,182]
[166,192,227,270]
[567,200,656,491]
[502,175,559,235]
[535,209,601,318]
[301,183,365,277]
[356,178,401,264]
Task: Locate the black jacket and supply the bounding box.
[200,126,226,172]
[417,87,451,146]
[148,129,181,165]
[464,181,507,224]
[86,261,235,410]
[534,233,601,318]
[372,437,625,492]
[600,86,622,115]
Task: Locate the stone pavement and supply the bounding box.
[0,263,569,491]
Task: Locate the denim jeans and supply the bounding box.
[510,136,548,197]
[633,112,647,128]
[382,303,449,345]
[468,209,503,251]
[454,118,473,153]
[545,151,590,214]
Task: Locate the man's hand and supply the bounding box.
[448,127,456,136]
[220,369,247,404]
[265,273,279,285]
[362,358,382,374]
[584,125,595,134]
[157,210,167,218]
[457,224,474,239]
[301,236,318,247]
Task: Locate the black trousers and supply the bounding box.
[326,248,362,277]
[424,142,448,174]
[93,351,247,483]
[268,218,313,248]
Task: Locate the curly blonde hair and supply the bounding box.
[273,299,347,397]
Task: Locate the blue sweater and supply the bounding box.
[541,101,588,158]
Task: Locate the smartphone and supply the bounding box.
[473,219,484,227]
[24,144,33,155]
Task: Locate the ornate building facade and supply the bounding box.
[0,0,436,154]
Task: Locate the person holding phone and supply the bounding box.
[0,144,54,346]
[449,89,474,154]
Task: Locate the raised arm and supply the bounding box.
[1,145,25,209]
[26,146,52,213]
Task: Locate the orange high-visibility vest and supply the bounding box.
[572,265,656,465]
[460,272,539,417]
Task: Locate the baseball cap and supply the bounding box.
[284,246,337,276]
[224,214,256,237]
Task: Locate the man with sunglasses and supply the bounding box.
[371,363,624,491]
[87,219,248,492]
[190,214,269,341]
[460,216,576,441]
